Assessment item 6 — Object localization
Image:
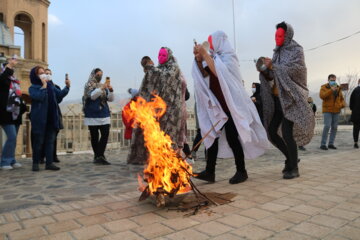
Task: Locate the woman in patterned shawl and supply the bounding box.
[127,47,184,165]
[258,21,315,179]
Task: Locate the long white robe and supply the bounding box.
[192,31,269,159]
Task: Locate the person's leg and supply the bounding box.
[224,115,245,172]
[98,124,110,158]
[10,125,21,166]
[44,128,59,170]
[321,113,332,147]
[192,129,202,152]
[31,131,45,171]
[268,99,289,159]
[353,123,360,148]
[328,113,339,147]
[205,138,218,174]
[195,138,218,182]
[224,114,248,184]
[53,131,59,162]
[0,125,17,168]
[88,126,100,159]
[182,143,191,156]
[281,118,299,179]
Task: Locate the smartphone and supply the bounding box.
[105,77,110,85]
[65,73,69,80]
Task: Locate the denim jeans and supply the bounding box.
[321,112,340,146]
[1,124,20,167]
[31,127,57,166]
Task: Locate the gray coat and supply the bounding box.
[260,22,315,146]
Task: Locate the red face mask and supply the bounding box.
[275,28,286,46]
[208,35,214,50]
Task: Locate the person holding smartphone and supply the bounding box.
[83,68,114,165]
[38,69,70,164]
[0,56,27,170]
[29,66,70,171]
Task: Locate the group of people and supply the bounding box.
[1,21,359,183]
[124,21,316,183]
[0,57,71,171]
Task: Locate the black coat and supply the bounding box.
[251,83,263,122]
[0,67,26,125]
[350,86,360,124]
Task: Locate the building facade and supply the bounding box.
[0,0,50,157]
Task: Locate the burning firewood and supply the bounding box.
[124,95,223,210]
[124,95,193,206]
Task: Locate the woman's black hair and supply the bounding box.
[276,21,287,32]
[94,68,102,74]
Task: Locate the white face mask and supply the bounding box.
[252,88,257,93]
[39,74,47,80]
[47,74,52,81]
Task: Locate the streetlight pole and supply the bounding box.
[232,0,237,53]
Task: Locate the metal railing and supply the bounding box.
[1,106,325,158]
[9,106,198,157]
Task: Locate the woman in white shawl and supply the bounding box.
[192,31,268,184]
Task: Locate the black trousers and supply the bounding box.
[192,128,202,152]
[268,97,298,170]
[206,114,245,173]
[183,143,191,156]
[41,130,58,161]
[354,123,360,143]
[88,124,110,158]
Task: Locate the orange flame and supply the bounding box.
[124,95,193,196]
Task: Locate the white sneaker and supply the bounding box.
[12,163,22,168]
[1,166,13,170]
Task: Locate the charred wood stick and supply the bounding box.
[181,166,217,206]
[189,178,218,206]
[183,120,221,160]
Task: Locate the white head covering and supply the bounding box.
[211,31,234,55]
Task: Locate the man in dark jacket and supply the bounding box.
[350,79,360,149]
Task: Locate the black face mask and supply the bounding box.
[95,75,102,82]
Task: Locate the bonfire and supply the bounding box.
[123,95,194,206]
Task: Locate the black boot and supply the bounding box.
[99,156,111,165]
[229,171,248,184]
[53,157,60,163]
[282,159,300,173]
[283,168,299,179]
[194,170,215,183]
[45,164,60,171]
[93,156,102,165]
[32,164,40,172]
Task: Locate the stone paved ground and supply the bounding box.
[0,127,360,239]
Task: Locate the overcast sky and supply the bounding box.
[44,0,360,100]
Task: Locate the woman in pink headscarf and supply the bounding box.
[127,47,185,165]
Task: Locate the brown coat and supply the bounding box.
[320,84,345,113]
